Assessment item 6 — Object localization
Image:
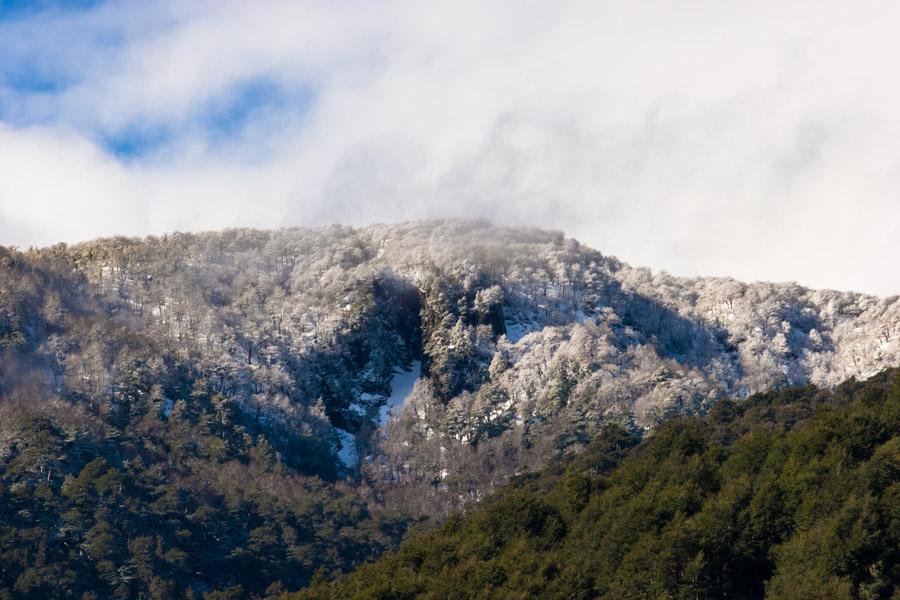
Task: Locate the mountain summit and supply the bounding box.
[3,220,899,494]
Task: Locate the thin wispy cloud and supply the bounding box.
[0,0,898,295]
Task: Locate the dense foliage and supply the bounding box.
[2,222,900,597]
[0,397,413,599]
[5,220,900,510]
[0,246,413,598]
[292,369,900,599]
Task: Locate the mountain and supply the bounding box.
[7,221,899,490]
[1,219,900,597]
[290,368,900,600]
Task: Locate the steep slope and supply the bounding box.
[8,220,897,501]
[291,369,900,600]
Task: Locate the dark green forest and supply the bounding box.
[0,385,414,599]
[290,369,900,600]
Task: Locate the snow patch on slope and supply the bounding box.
[336,429,357,468]
[380,360,421,425]
[504,319,541,343]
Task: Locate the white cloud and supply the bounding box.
[1,0,899,295]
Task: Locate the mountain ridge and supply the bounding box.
[2,219,900,597]
[4,219,900,500]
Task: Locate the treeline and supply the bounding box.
[290,369,900,599]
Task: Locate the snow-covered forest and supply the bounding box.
[3,219,900,507]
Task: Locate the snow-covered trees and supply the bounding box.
[4,219,900,505]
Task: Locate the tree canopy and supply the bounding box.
[290,369,900,600]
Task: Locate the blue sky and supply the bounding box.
[98,78,315,160]
[0,2,317,161]
[1,0,899,295]
[0,0,101,19]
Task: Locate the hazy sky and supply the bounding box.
[0,1,898,295]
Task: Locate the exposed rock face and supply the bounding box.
[4,220,899,495]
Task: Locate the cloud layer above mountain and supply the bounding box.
[1,1,898,295]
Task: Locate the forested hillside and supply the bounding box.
[2,220,900,597]
[4,220,900,505]
[292,368,900,600]
[0,245,413,598]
